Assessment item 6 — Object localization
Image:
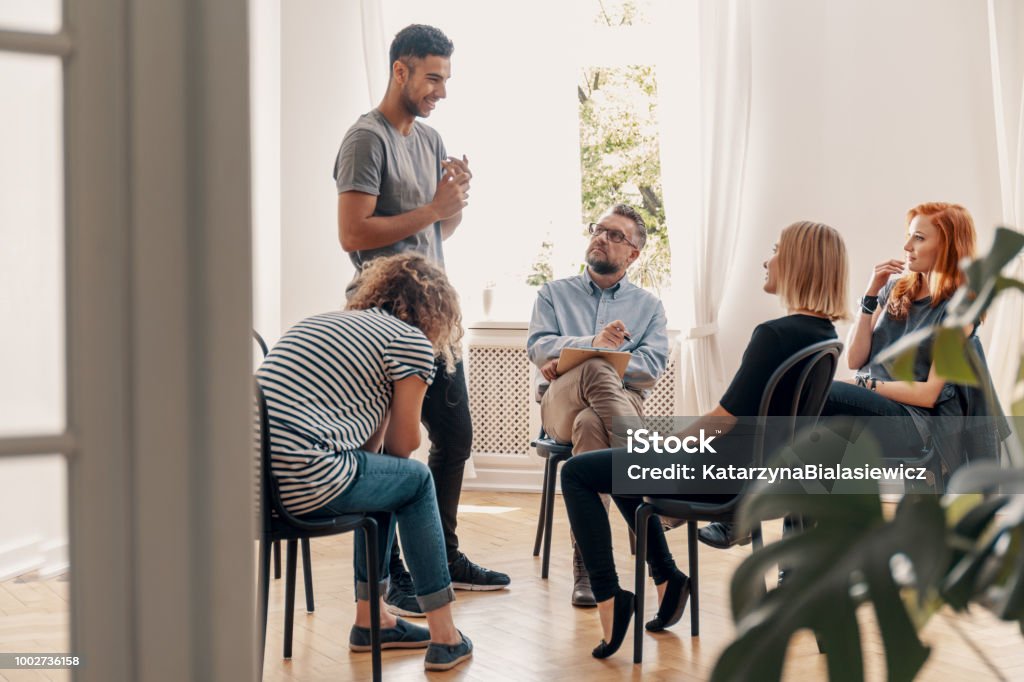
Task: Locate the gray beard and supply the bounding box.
[586,252,619,276]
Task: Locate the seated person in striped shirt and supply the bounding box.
[257,254,472,672]
[526,204,669,607]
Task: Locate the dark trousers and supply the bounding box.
[560,450,679,603]
[822,381,924,458]
[390,358,472,569]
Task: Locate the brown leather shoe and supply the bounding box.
[571,543,597,607]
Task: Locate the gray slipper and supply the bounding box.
[349,618,431,652]
[424,632,473,671]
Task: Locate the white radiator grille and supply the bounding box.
[467,342,679,457]
[644,351,678,417]
[468,345,532,455]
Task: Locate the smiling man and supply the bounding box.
[333,24,510,618]
[526,204,669,607]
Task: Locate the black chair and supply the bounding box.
[254,331,315,594]
[255,379,383,681]
[532,429,636,579]
[531,429,574,579]
[631,339,843,663]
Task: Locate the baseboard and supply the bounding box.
[0,538,44,582]
[462,466,549,493]
[38,539,69,578]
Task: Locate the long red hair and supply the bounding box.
[886,202,976,320]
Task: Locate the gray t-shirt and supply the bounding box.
[865,279,955,438]
[333,109,447,285]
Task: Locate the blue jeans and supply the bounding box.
[304,451,455,612]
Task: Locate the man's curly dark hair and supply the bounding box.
[389,24,454,68]
[347,254,463,373]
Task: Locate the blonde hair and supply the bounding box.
[346,254,463,373]
[887,202,976,320]
[775,221,850,321]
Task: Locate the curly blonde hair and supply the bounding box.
[347,254,463,373]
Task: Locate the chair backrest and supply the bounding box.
[254,330,269,358]
[753,339,843,465]
[254,377,341,534]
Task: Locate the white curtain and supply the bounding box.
[983,0,1024,413]
[659,0,753,414]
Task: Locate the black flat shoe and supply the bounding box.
[592,590,635,659]
[645,571,690,632]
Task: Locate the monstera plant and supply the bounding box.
[713,227,1024,682]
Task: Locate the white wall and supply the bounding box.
[250,0,281,344]
[279,0,364,332]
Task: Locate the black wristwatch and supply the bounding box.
[861,295,879,315]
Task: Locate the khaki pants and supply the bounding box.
[540,358,645,454]
[541,358,644,546]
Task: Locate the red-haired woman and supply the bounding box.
[823,202,977,456]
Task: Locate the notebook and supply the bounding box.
[555,347,631,379]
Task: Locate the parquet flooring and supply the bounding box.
[1,491,1021,681]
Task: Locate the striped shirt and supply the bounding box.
[256,308,436,515]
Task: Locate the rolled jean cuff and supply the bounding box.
[354,578,390,602]
[417,584,456,612]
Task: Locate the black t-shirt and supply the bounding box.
[719,314,838,417]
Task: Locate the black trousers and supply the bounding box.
[560,450,680,603]
[822,381,924,459]
[391,358,472,568]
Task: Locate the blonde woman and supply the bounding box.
[561,221,849,658]
[257,254,472,671]
[822,202,977,458]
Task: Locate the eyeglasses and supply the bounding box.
[587,223,638,249]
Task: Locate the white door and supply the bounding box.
[0,1,255,680]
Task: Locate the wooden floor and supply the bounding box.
[1,491,1022,681]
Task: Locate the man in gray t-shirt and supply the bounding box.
[332,24,511,608]
[333,30,469,290]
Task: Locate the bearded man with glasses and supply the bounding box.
[526,203,669,607]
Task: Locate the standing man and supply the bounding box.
[334,24,510,617]
[527,204,669,607]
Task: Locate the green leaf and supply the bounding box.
[714,431,947,682]
[976,227,1024,283]
[932,327,979,385]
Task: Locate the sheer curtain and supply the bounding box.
[659,0,753,414]
[983,0,1024,413]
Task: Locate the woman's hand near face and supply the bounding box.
[867,259,905,296]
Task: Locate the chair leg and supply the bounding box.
[364,518,382,682]
[752,523,767,596]
[273,539,281,579]
[541,456,561,579]
[301,538,315,613]
[533,457,550,557]
[688,521,699,636]
[258,539,271,677]
[930,457,945,494]
[628,527,636,556]
[633,503,652,664]
[283,539,298,659]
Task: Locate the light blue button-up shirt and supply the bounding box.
[527,269,669,398]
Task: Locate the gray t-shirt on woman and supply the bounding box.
[333,109,447,288]
[864,279,954,438]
